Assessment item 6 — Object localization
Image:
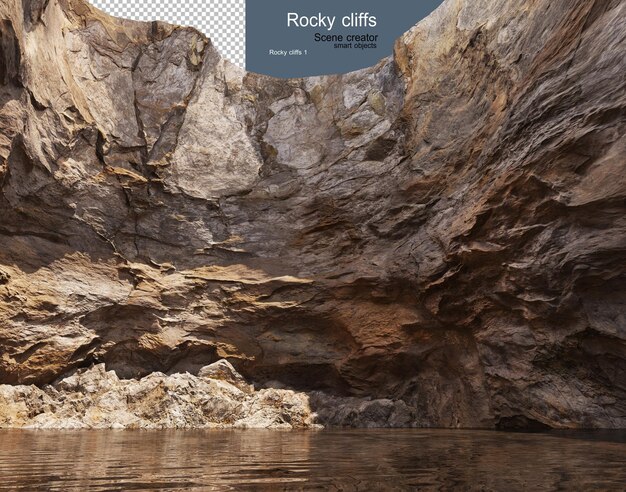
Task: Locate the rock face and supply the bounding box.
[0,0,624,429]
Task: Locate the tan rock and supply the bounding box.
[0,0,624,430]
[0,364,414,429]
[197,359,253,393]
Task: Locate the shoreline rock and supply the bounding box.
[0,362,415,429]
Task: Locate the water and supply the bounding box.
[0,429,624,491]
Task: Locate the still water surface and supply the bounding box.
[0,429,624,491]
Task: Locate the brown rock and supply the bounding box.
[0,0,624,429]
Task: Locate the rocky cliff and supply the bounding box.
[0,0,624,429]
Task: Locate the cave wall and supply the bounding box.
[0,0,624,428]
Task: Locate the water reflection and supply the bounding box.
[0,429,624,490]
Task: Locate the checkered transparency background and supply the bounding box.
[90,0,246,67]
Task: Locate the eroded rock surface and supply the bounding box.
[0,0,624,429]
[0,362,414,429]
